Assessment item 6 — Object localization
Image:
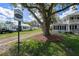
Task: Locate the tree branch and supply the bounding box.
[21,3,42,14]
[27,8,43,25]
[49,3,79,24]
[48,3,53,11]
[47,3,53,19]
[49,3,79,18]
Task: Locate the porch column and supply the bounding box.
[67,24,70,32]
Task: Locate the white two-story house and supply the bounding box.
[52,6,79,34]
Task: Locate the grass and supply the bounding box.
[1,33,79,56]
[59,33,79,55]
[0,29,42,39]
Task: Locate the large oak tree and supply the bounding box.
[13,3,79,36]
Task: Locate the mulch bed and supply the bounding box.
[32,34,64,42]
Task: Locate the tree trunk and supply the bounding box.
[42,20,51,36]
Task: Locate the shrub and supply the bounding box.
[6,39,66,56]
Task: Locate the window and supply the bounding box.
[70,17,74,19]
[56,26,58,30]
[57,26,58,30]
[75,25,77,29]
[54,26,55,29]
[54,25,66,30]
[12,27,16,29]
[54,26,59,30]
[63,26,66,30]
[77,17,79,19]
[70,25,77,30]
[58,26,59,30]
[70,25,72,30]
[59,26,61,30]
[61,26,63,30]
[23,26,27,29]
[72,25,74,29]
[64,26,66,30]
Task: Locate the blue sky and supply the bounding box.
[0,3,79,22]
[0,3,32,22]
[0,3,14,21]
[0,3,13,10]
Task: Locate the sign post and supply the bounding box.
[14,4,23,56]
[17,21,21,55]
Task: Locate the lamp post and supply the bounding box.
[14,4,23,55]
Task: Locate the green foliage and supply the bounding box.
[5,39,66,56]
[2,33,79,56]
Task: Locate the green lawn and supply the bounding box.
[0,29,42,39]
[1,33,79,56]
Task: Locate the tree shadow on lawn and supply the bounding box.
[55,34,79,56]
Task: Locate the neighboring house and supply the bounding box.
[10,20,31,31]
[0,21,16,33]
[0,20,31,33]
[12,21,31,31]
[52,6,79,34]
[31,20,40,29]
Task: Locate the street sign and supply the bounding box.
[14,8,23,22]
[14,7,23,55]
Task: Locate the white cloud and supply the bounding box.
[0,15,7,21]
[0,7,14,18]
[29,15,36,21]
[0,15,6,19]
